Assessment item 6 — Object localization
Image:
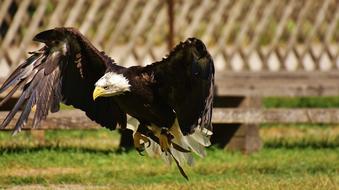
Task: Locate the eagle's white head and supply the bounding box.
[93,72,131,100]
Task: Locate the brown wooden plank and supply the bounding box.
[0,110,100,131]
[2,107,339,131]
[223,96,262,153]
[213,108,339,124]
[215,71,339,97]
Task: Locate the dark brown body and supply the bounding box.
[115,66,176,128]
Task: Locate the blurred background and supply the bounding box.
[0,0,339,76]
[0,0,338,189]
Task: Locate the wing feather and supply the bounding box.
[151,38,214,135]
[0,27,126,132]
[0,79,25,107]
[0,54,40,94]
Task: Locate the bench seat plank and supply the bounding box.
[215,71,339,97]
[1,108,339,131]
[213,108,339,124]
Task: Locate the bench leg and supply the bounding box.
[225,124,261,153]
[212,96,262,153]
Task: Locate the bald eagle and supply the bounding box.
[0,27,214,179]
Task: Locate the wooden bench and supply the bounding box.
[1,71,339,152]
[212,71,339,153]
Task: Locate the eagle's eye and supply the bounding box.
[103,86,109,90]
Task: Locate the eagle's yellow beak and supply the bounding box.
[93,86,106,101]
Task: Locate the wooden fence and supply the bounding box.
[0,0,339,75]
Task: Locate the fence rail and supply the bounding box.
[0,0,339,76]
[2,108,339,132]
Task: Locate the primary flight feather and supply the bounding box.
[0,27,215,179]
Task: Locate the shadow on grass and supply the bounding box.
[0,144,128,155]
[264,141,339,149]
[0,140,338,155]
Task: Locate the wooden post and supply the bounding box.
[225,96,262,153]
[211,96,262,153]
[167,0,174,50]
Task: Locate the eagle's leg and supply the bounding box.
[159,127,174,153]
[133,124,150,155]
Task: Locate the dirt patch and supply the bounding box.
[4,184,110,190]
[0,167,82,177]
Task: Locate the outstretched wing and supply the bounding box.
[0,27,126,134]
[152,38,214,135]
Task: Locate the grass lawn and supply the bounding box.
[0,126,338,190]
[0,98,338,189]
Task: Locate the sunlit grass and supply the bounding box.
[264,96,339,108]
[0,147,337,189]
[0,129,120,151]
[261,124,339,148]
[60,103,74,110]
[0,127,338,189]
[0,97,339,189]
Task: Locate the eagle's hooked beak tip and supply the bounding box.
[93,86,105,101]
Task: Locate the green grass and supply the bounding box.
[264,96,339,108]
[60,103,74,110]
[0,146,338,189]
[0,97,338,189]
[0,128,338,189]
[261,124,339,148]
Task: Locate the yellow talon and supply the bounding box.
[159,129,172,153]
[140,134,150,146]
[31,105,37,112]
[133,131,150,155]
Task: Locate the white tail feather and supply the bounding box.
[169,119,210,162]
[126,117,139,133]
[189,128,212,147]
[145,138,161,157]
[184,135,207,157]
[125,117,211,166]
